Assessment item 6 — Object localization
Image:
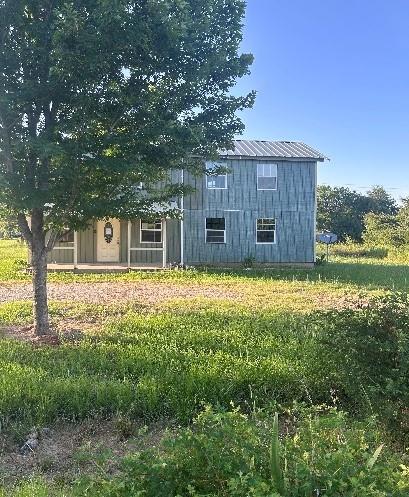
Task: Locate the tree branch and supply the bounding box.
[46,229,61,252]
[17,213,33,247]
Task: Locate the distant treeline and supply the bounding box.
[317,185,409,247]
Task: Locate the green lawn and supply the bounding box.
[2,237,408,290]
[1,239,409,496]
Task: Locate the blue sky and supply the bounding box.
[233,0,409,200]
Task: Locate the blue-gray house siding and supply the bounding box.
[183,159,317,265]
[45,140,325,267]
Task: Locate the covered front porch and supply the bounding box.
[46,217,181,271]
[46,262,167,273]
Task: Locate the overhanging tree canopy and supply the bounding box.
[0,0,254,335]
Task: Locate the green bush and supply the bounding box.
[313,293,409,431]
[69,406,409,497]
[3,407,409,496]
[363,211,409,250]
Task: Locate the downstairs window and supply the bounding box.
[140,219,162,243]
[256,218,276,243]
[205,218,226,243]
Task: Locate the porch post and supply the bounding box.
[73,231,78,269]
[162,219,167,268]
[127,220,131,268]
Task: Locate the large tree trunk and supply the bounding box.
[31,248,50,335]
[30,209,51,336]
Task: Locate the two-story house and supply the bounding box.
[46,140,327,270]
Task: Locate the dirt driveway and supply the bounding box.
[0,281,240,305]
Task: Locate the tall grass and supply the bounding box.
[1,296,408,431]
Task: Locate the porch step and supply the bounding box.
[45,263,169,273]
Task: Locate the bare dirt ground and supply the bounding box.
[0,418,171,486]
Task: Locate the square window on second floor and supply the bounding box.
[257,163,277,190]
[206,162,227,189]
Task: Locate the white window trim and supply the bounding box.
[257,163,278,191]
[140,219,163,244]
[255,218,276,245]
[205,161,228,190]
[205,217,226,244]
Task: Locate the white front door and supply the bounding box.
[97,218,120,262]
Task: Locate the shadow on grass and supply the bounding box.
[202,262,409,290]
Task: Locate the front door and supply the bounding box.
[97,218,120,262]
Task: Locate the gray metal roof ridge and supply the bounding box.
[219,139,329,161]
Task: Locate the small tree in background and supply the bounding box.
[317,185,398,241]
[366,185,398,216]
[363,212,404,248]
[363,198,409,248]
[317,185,369,240]
[0,0,254,335]
[397,198,409,231]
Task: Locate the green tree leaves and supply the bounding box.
[0,0,254,231]
[317,185,398,241]
[0,0,254,333]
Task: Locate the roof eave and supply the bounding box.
[219,154,328,162]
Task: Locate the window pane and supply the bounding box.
[257,230,275,243]
[207,174,226,189]
[214,175,226,188]
[257,218,275,243]
[141,222,153,230]
[207,177,215,188]
[141,231,154,242]
[257,163,277,190]
[206,161,227,189]
[258,176,277,190]
[258,163,272,177]
[59,229,74,243]
[206,230,225,243]
[141,220,161,230]
[257,218,275,230]
[141,230,162,243]
[206,218,225,230]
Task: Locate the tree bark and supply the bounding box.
[30,209,51,336]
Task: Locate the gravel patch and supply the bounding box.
[0,281,240,305]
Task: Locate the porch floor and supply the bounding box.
[46,263,166,273]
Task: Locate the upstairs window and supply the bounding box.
[257,163,277,190]
[256,218,276,244]
[140,219,162,243]
[206,162,227,189]
[205,218,226,243]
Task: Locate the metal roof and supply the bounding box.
[220,140,328,161]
